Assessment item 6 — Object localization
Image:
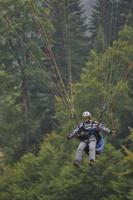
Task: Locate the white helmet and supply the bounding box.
[82,111,91,119]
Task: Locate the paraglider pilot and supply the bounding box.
[67,111,114,167]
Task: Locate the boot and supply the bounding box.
[73,160,80,168]
[89,159,95,167]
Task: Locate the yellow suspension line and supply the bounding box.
[107,0,119,107]
[29,0,73,112]
[109,62,133,112]
[104,0,114,108]
[3,16,69,109]
[64,0,79,123]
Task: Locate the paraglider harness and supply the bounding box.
[76,105,107,143]
[76,121,101,142]
[76,121,104,155]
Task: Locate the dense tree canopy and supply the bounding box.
[88,0,133,51]
[0,0,133,199]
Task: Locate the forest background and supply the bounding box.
[0,0,133,200]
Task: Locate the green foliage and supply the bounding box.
[51,0,89,81]
[1,131,133,200]
[72,26,133,132]
[0,0,55,161]
[0,0,133,199]
[88,0,133,51]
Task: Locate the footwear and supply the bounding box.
[89,159,95,167]
[73,160,80,168]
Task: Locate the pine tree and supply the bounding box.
[0,0,55,161]
[51,0,89,82]
[88,0,133,51]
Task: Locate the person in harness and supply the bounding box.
[67,111,114,167]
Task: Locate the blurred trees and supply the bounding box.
[0,0,54,160]
[88,0,132,51]
[0,0,133,199]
